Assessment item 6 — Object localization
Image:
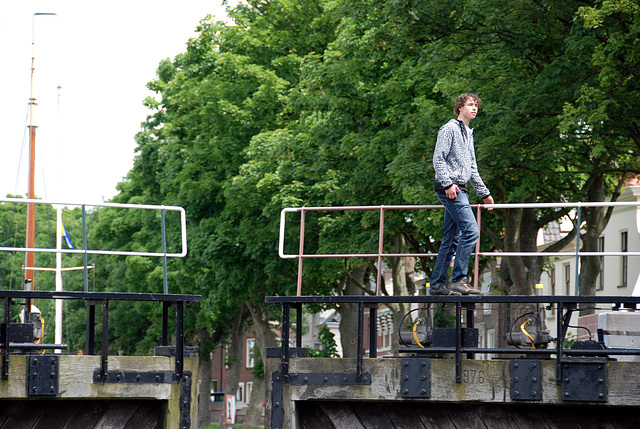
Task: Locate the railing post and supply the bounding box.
[297,211,306,296]
[82,205,89,292]
[376,207,385,296]
[175,301,184,379]
[369,305,377,358]
[455,301,462,383]
[281,303,291,377]
[2,298,10,380]
[100,299,109,380]
[161,208,168,295]
[162,301,170,346]
[357,301,364,380]
[23,284,31,336]
[474,204,482,290]
[574,204,582,296]
[86,301,96,355]
[556,300,563,384]
[466,304,475,360]
[295,303,302,348]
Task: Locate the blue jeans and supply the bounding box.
[430,190,479,288]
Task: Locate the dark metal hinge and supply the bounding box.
[27,355,59,396]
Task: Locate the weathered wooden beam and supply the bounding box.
[266,356,640,429]
[0,354,198,429]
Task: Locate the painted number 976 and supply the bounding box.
[462,369,485,384]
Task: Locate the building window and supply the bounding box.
[487,329,495,360]
[564,263,571,295]
[224,345,230,369]
[596,236,605,290]
[246,338,256,368]
[481,271,493,314]
[246,382,253,404]
[480,271,492,294]
[377,311,392,350]
[236,382,245,403]
[620,231,628,287]
[549,267,556,315]
[210,380,222,402]
[483,302,492,315]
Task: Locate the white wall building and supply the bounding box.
[539,182,640,297]
[538,181,640,340]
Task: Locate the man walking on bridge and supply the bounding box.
[430,93,494,296]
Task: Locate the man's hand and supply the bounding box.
[483,195,494,210]
[445,184,460,199]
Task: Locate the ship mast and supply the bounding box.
[25,12,57,294]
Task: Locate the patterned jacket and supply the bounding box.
[433,118,490,199]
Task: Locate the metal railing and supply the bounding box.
[0,198,199,383]
[1,289,200,382]
[279,201,640,295]
[0,197,187,294]
[266,294,640,384]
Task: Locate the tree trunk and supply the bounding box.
[579,173,607,315]
[243,300,278,428]
[194,325,230,428]
[502,206,529,295]
[218,305,248,427]
[499,201,546,297]
[338,266,366,358]
[389,235,416,354]
[498,202,546,346]
[197,344,213,427]
[244,375,265,428]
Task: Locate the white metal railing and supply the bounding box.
[279,201,640,295]
[0,197,187,294]
[0,197,187,257]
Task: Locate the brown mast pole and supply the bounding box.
[24,12,57,295]
[25,14,40,293]
[25,124,36,291]
[24,13,56,319]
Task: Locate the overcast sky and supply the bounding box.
[0,1,232,205]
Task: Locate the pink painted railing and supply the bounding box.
[279,202,640,296]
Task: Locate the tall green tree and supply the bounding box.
[72,1,640,426]
[95,1,339,426]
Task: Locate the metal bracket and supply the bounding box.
[401,358,430,398]
[26,355,59,396]
[93,370,175,384]
[560,359,607,402]
[286,372,371,385]
[179,371,192,429]
[510,360,542,401]
[270,371,371,429]
[271,372,285,429]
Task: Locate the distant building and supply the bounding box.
[205,331,258,425]
[538,181,640,339]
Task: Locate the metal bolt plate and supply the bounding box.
[401,358,431,398]
[26,355,59,396]
[561,359,607,402]
[510,360,542,401]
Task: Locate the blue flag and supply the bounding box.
[63,223,74,249]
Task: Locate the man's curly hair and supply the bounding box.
[454,93,482,116]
